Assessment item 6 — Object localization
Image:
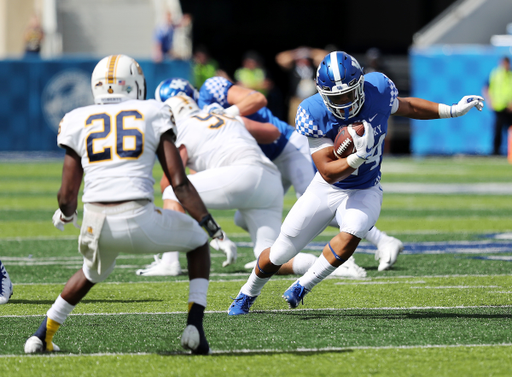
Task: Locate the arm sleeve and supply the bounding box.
[153,103,178,141]
[57,115,79,152]
[308,137,334,155]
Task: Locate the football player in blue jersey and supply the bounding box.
[228,51,484,315]
[0,260,13,304]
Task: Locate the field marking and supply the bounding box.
[3,304,512,318]
[11,272,512,286]
[409,285,501,289]
[1,342,511,358]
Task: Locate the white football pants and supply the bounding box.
[269,173,383,266]
[273,131,315,198]
[163,164,283,258]
[81,200,208,283]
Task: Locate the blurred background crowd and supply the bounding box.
[1,0,512,156]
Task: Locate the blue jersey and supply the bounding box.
[295,72,398,189]
[198,76,294,161]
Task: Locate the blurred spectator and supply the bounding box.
[483,56,512,155]
[234,51,271,96]
[24,14,44,58]
[153,10,191,62]
[363,48,392,80]
[276,46,328,126]
[192,45,229,87]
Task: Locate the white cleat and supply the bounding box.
[0,261,13,304]
[135,255,181,276]
[181,325,211,355]
[376,237,404,271]
[332,256,367,278]
[243,260,257,270]
[24,336,60,354]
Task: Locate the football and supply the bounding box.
[333,122,365,159]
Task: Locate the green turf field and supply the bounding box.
[1,156,511,376]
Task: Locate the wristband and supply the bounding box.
[438,103,452,119]
[61,211,76,221]
[224,105,240,117]
[346,154,365,169]
[199,214,222,238]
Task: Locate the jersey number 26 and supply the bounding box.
[86,110,144,163]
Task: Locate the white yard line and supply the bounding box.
[1,342,511,358]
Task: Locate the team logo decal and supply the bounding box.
[42,69,93,132]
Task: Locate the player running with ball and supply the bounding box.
[228,51,484,315]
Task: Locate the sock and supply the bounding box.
[298,254,336,291]
[292,253,318,275]
[47,295,75,325]
[365,227,387,247]
[240,270,270,297]
[162,251,180,265]
[188,278,208,308]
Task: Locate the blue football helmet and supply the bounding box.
[316,51,365,119]
[154,78,199,102]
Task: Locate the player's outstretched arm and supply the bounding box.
[242,117,281,144]
[157,131,209,223]
[394,96,484,119]
[226,85,267,116]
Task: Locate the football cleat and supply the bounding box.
[0,260,13,304]
[24,336,60,354]
[332,256,367,278]
[25,317,62,353]
[135,255,181,276]
[243,260,257,270]
[181,325,211,355]
[282,281,310,309]
[375,237,404,271]
[228,292,258,315]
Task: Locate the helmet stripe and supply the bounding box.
[330,52,342,83]
[106,55,120,84]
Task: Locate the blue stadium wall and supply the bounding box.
[0,58,192,152]
[410,45,512,156]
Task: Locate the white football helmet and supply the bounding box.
[91,55,146,104]
[164,95,200,122]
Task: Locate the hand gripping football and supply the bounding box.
[333,122,365,159]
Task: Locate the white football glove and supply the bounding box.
[347,120,375,160]
[203,103,225,115]
[52,209,79,231]
[210,231,237,267]
[439,95,485,118]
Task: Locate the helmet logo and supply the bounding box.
[170,79,188,90]
[108,87,113,94]
[95,81,103,87]
[126,86,132,93]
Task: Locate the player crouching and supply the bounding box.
[24,55,221,355]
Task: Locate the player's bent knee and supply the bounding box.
[268,235,299,266]
[82,260,116,283]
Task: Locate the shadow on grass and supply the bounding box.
[156,348,354,357]
[279,310,512,321]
